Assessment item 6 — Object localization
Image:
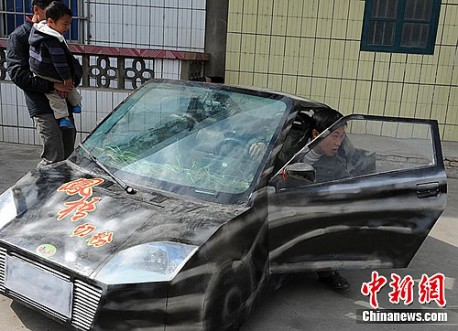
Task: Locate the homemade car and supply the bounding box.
[0,79,447,330]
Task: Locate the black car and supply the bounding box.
[0,79,447,330]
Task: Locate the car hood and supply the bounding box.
[0,162,244,278]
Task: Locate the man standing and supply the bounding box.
[6,0,82,165]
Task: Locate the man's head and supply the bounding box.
[45,1,72,35]
[310,108,345,157]
[31,0,54,22]
[32,0,54,8]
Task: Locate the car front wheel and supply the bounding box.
[203,261,253,330]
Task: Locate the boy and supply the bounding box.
[29,1,82,129]
[7,0,81,165]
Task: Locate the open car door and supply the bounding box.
[268,115,447,274]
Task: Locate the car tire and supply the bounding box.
[204,260,253,331]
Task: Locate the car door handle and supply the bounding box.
[416,182,440,198]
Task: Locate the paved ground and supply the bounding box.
[0,141,457,331]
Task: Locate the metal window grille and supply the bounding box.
[0,0,86,43]
[361,0,441,54]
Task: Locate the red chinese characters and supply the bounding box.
[389,273,414,305]
[57,196,102,222]
[87,231,114,247]
[71,222,96,237]
[361,271,388,309]
[418,273,446,307]
[56,178,114,248]
[58,178,104,197]
[57,178,103,222]
[361,271,447,308]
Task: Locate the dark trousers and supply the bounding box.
[33,113,76,165]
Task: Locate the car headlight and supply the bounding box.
[0,188,18,228]
[95,241,198,284]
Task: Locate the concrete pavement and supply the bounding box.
[0,143,42,193]
[442,140,458,162]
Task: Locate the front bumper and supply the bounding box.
[0,245,169,331]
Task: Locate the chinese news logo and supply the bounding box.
[357,271,457,324]
[361,271,446,309]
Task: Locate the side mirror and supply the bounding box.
[269,163,316,191]
[283,163,316,182]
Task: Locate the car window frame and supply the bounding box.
[79,79,295,206]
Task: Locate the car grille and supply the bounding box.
[0,247,6,292]
[72,280,103,330]
[0,249,102,331]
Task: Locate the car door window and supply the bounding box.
[347,119,434,173]
[282,117,436,185]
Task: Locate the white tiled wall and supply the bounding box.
[156,59,182,80]
[89,0,206,51]
[0,1,203,145]
[0,57,182,145]
[0,81,130,145]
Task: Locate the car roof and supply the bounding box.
[147,79,332,110]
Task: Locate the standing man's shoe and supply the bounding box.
[318,271,350,291]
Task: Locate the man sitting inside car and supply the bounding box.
[306,109,345,181]
[305,108,376,182]
[275,107,376,291]
[297,108,352,291]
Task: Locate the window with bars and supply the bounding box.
[0,0,82,42]
[361,0,441,54]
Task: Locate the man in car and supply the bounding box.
[304,108,350,182]
[269,107,377,290]
[267,108,352,291]
[305,108,376,183]
[300,108,352,291]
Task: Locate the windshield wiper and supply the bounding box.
[79,144,136,194]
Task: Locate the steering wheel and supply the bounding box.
[214,137,247,157]
[182,113,200,130]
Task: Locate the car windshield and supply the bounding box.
[82,80,288,203]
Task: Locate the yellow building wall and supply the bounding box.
[225,0,458,141]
